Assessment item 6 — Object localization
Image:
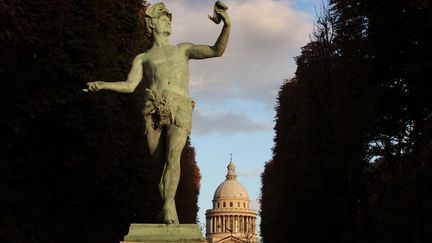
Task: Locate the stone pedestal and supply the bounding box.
[121,224,207,243]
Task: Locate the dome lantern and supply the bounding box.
[226,160,237,180]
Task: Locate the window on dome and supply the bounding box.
[243,202,245,208]
[238,202,240,207]
[218,202,220,208]
[223,202,226,207]
[230,202,233,207]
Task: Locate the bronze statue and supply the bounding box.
[85,1,230,224]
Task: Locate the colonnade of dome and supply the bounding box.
[206,214,256,235]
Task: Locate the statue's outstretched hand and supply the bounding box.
[83,81,104,92]
[208,0,230,25]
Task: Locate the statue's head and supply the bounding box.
[145,2,172,37]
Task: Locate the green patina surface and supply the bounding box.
[123,224,206,242]
[86,1,230,224]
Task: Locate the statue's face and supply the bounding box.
[153,13,172,36]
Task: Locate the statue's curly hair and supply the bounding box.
[144,2,172,36]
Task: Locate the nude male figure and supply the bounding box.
[86,2,230,224]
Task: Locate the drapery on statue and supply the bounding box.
[84,1,230,224]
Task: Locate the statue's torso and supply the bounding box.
[143,45,190,98]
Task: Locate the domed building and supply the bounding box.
[205,160,257,243]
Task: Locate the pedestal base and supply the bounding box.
[121,224,207,243]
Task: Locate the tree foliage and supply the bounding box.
[177,139,202,224]
[0,1,201,242]
[261,1,432,242]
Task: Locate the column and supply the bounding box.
[234,215,238,233]
[223,216,226,232]
[213,216,216,234]
[252,217,254,234]
[250,217,253,233]
[213,216,216,233]
[215,216,220,233]
[225,215,229,233]
[243,216,246,233]
[243,216,245,233]
[245,216,247,233]
[227,215,230,232]
[218,216,221,233]
[219,216,222,232]
[225,216,228,232]
[236,215,239,233]
[234,215,236,233]
[211,216,215,234]
[252,217,255,234]
[247,217,250,233]
[219,216,222,233]
[241,216,244,232]
[238,216,241,232]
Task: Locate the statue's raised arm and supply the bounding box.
[180,0,231,60]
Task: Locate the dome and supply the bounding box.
[213,179,249,200]
[206,159,258,243]
[212,161,250,201]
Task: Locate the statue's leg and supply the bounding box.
[159,125,188,224]
[146,127,165,200]
[146,127,163,158]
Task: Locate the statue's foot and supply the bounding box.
[157,211,179,224]
[163,219,176,224]
[158,199,179,224]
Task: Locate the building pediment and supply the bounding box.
[217,235,246,243]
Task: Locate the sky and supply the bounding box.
[156,0,321,236]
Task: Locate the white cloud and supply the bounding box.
[148,0,313,134]
[238,167,264,177]
[164,0,312,104]
[192,109,273,135]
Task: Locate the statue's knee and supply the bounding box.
[167,145,183,159]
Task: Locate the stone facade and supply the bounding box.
[205,161,257,243]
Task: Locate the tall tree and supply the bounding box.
[0,1,202,242]
[262,0,432,242]
[261,7,353,241]
[354,1,432,241]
